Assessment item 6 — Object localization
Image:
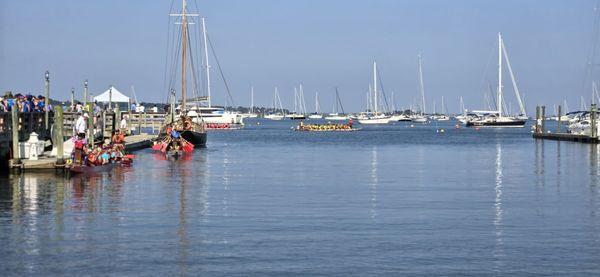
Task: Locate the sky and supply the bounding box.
[0,0,597,114]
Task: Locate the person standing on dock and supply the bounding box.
[75,112,89,139]
[120,115,128,133]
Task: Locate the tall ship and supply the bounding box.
[159,0,207,147]
[465,33,527,127]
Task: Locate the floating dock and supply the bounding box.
[533,132,598,143]
[532,104,599,144]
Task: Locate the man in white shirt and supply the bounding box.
[120,115,128,130]
[75,112,88,139]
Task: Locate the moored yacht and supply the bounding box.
[358,62,392,125]
[465,33,527,128]
[410,55,428,124]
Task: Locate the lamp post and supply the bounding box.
[44,71,50,129]
[109,86,113,111]
[84,80,88,108]
[70,88,75,111]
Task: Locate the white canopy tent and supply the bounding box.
[93,86,130,103]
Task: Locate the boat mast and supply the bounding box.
[250,86,254,113]
[181,0,188,111]
[501,36,526,116]
[441,95,445,115]
[418,54,426,116]
[367,85,372,112]
[293,87,298,113]
[373,61,378,115]
[498,32,503,118]
[202,17,211,108]
[315,91,319,113]
[299,84,307,114]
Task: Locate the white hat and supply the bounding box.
[83,113,89,117]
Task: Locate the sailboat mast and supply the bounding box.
[418,54,426,116]
[498,32,503,118]
[251,86,254,113]
[293,87,298,113]
[373,61,378,114]
[202,17,211,108]
[181,0,188,110]
[315,91,319,113]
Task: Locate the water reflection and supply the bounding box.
[534,139,545,184]
[493,143,504,270]
[222,147,230,218]
[589,145,600,221]
[369,146,378,220]
[169,151,210,275]
[69,166,128,213]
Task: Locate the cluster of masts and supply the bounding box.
[252,33,528,127]
[168,0,595,129]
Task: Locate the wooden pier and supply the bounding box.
[8,134,156,172]
[532,104,599,144]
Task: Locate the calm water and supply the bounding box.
[1,119,600,276]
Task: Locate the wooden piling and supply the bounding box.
[11,108,20,165]
[55,106,65,165]
[89,106,95,148]
[101,110,106,142]
[535,106,540,133]
[541,106,546,133]
[44,71,50,130]
[592,103,597,138]
[138,111,142,135]
[128,107,132,135]
[115,105,120,133]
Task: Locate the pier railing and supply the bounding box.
[0,112,52,143]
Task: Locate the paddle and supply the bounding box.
[180,138,194,153]
[152,137,171,153]
[151,143,162,151]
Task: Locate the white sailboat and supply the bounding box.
[286,85,307,120]
[411,55,428,123]
[465,33,527,127]
[455,96,469,123]
[324,87,348,120]
[434,96,450,121]
[358,61,392,124]
[242,86,258,118]
[188,17,244,126]
[308,91,323,119]
[264,86,285,120]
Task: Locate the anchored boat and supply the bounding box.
[465,33,527,128]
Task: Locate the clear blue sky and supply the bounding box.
[0,0,596,113]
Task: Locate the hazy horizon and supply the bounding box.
[1,0,598,114]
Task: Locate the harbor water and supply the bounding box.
[1,119,600,276]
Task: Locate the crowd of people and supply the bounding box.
[297,120,354,132]
[0,93,50,112]
[72,129,127,166]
